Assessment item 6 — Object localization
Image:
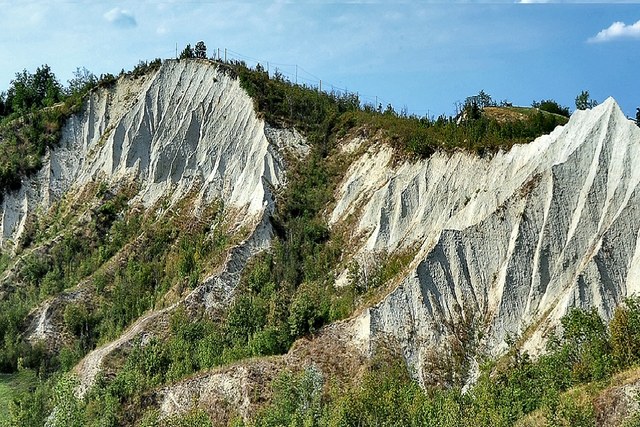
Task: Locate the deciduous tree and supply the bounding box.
[194,41,207,59]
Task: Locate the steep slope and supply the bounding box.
[149,99,640,425]
[332,98,640,385]
[1,60,290,248]
[0,59,306,398]
[3,57,639,425]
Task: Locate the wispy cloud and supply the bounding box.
[588,20,640,43]
[518,0,551,3]
[104,8,137,28]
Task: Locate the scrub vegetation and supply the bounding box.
[0,55,613,426]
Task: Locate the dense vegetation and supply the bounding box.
[235,63,568,157]
[0,55,609,426]
[238,299,640,426]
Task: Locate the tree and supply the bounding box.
[67,67,97,96]
[465,90,494,110]
[179,44,195,59]
[194,41,207,59]
[575,90,598,110]
[5,65,62,113]
[32,65,62,107]
[477,89,494,108]
[532,99,570,117]
[610,297,640,368]
[636,108,639,127]
[0,91,6,117]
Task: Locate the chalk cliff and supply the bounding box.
[2,59,638,423]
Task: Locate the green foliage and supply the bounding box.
[253,366,324,427]
[49,374,84,427]
[575,90,598,110]
[0,183,232,381]
[0,63,102,199]
[251,349,468,427]
[130,58,162,78]
[195,41,207,59]
[288,282,331,337]
[7,373,54,427]
[532,99,571,117]
[465,89,495,109]
[63,303,100,355]
[4,65,63,115]
[236,65,566,157]
[237,64,358,144]
[559,307,612,382]
[0,60,160,201]
[0,106,67,196]
[0,370,37,426]
[246,302,640,427]
[180,44,195,59]
[66,67,97,96]
[163,409,214,427]
[610,297,640,368]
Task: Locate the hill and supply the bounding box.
[0,58,639,426]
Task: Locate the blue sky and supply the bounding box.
[1,1,639,118]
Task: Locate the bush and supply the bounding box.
[610,297,640,368]
[532,99,570,117]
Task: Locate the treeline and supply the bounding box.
[233,62,568,157]
[21,298,640,426]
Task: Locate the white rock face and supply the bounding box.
[0,60,309,397]
[0,60,293,248]
[4,56,639,412]
[333,99,640,384]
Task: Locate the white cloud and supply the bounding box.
[588,20,640,43]
[518,0,551,3]
[103,7,137,28]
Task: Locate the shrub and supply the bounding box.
[610,297,640,368]
[532,99,570,117]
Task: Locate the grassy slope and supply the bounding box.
[484,106,569,124]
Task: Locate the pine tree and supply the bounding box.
[179,44,195,59]
[575,90,597,110]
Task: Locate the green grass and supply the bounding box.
[0,370,37,425]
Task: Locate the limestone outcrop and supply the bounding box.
[332,98,640,384]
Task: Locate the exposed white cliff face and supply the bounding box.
[0,60,294,248]
[334,99,640,384]
[4,55,639,421]
[0,60,309,397]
